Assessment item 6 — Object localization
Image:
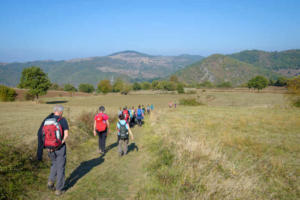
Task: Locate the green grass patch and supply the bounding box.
[179,98,203,106]
[0,137,49,200]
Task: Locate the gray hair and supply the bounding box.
[53,105,64,113]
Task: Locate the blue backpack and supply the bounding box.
[137,109,143,117]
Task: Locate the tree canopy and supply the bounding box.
[247,76,269,91]
[79,83,95,93]
[98,80,112,94]
[18,66,51,99]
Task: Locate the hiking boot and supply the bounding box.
[47,181,55,191]
[55,190,64,196]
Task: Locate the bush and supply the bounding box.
[177,83,185,94]
[217,81,232,88]
[132,82,142,90]
[64,84,77,92]
[248,76,269,90]
[0,85,17,102]
[121,84,131,95]
[0,137,48,200]
[287,76,300,107]
[141,82,152,90]
[179,98,203,106]
[97,80,112,94]
[197,81,214,88]
[112,78,124,92]
[78,83,95,93]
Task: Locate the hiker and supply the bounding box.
[142,105,146,115]
[94,106,110,155]
[118,107,123,116]
[37,105,69,196]
[136,105,144,126]
[168,101,173,108]
[174,101,177,108]
[146,104,151,114]
[122,106,130,124]
[117,114,134,156]
[129,106,136,127]
[150,104,154,111]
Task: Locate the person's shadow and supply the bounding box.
[128,142,139,153]
[64,142,118,191]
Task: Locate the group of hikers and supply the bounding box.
[36,104,153,196]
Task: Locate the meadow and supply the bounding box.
[0,88,299,199]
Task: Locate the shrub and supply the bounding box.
[97,80,112,94]
[64,84,77,92]
[112,78,124,92]
[0,137,48,200]
[287,76,300,107]
[141,82,152,90]
[177,83,185,94]
[248,76,269,91]
[217,81,232,88]
[179,98,203,106]
[121,84,131,95]
[78,83,95,93]
[0,85,17,102]
[132,82,142,90]
[77,111,96,136]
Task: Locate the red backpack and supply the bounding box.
[122,109,129,121]
[43,117,63,149]
[95,113,107,132]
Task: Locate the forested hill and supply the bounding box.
[175,54,277,86]
[229,49,300,77]
[0,51,203,87]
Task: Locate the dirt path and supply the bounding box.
[30,125,150,200]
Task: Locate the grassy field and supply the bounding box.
[0,88,299,199]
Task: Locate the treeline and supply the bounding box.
[0,66,299,104]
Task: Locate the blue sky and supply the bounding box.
[0,0,300,62]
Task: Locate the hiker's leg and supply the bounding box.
[48,151,57,183]
[97,131,101,151]
[100,132,106,152]
[123,139,129,155]
[118,138,123,155]
[55,145,66,191]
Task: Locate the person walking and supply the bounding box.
[136,105,144,126]
[38,105,69,196]
[117,114,134,156]
[94,106,110,155]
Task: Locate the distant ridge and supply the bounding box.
[0,51,203,86]
[173,49,300,85]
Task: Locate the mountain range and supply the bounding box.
[0,51,203,87]
[175,49,300,85]
[0,49,299,87]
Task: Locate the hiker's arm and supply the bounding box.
[106,120,110,134]
[128,127,134,140]
[62,130,68,144]
[93,120,97,136]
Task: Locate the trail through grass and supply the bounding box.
[26,123,150,200]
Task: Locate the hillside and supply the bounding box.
[0,51,203,87]
[229,49,300,76]
[175,54,276,85]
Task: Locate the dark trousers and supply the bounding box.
[97,130,107,152]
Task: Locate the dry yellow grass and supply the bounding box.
[141,99,300,199]
[1,89,299,199]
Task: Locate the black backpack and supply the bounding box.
[118,121,129,139]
